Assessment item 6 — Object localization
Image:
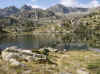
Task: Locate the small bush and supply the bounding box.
[87,59,100,69]
[87,63,99,69]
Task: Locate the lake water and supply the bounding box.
[0,33,63,49]
[0,33,88,50]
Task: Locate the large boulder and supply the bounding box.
[9,59,22,66]
[1,46,47,66]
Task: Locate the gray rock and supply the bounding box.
[2,46,47,65]
[33,54,47,61]
[77,69,89,74]
[40,47,58,52]
[9,59,21,66]
[59,72,72,74]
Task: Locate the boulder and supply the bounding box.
[2,51,19,61]
[77,69,89,74]
[1,46,47,65]
[40,47,58,52]
[9,59,21,66]
[33,54,46,61]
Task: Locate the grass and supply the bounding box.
[87,59,100,74]
[49,50,100,74]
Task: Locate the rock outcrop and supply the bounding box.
[2,46,47,66]
[77,68,89,74]
[39,47,58,52]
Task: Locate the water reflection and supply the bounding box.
[0,33,62,49]
[0,33,88,50]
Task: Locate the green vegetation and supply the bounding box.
[87,59,100,74]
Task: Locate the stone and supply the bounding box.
[59,72,72,74]
[9,59,21,66]
[21,50,32,54]
[2,52,14,61]
[33,54,47,61]
[39,47,58,52]
[77,69,89,74]
[6,46,17,50]
[1,46,47,64]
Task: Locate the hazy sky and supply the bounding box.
[0,0,100,8]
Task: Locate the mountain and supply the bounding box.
[0,4,89,18]
[0,5,58,19]
[11,8,57,22]
[47,4,88,14]
[0,5,59,32]
[0,6,19,17]
[21,5,33,12]
[0,4,98,32]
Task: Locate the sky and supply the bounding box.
[0,0,100,9]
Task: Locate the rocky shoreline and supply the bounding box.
[0,46,100,74]
[1,46,57,66]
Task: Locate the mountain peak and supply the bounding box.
[47,4,71,14]
[21,5,33,11]
[4,6,19,11]
[0,6,19,17]
[54,4,65,7]
[47,4,88,14]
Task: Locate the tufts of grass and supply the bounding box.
[87,59,100,69]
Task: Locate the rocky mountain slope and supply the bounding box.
[47,4,88,14]
[0,6,19,17]
[0,4,88,17]
[0,5,56,18]
[0,4,89,32]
